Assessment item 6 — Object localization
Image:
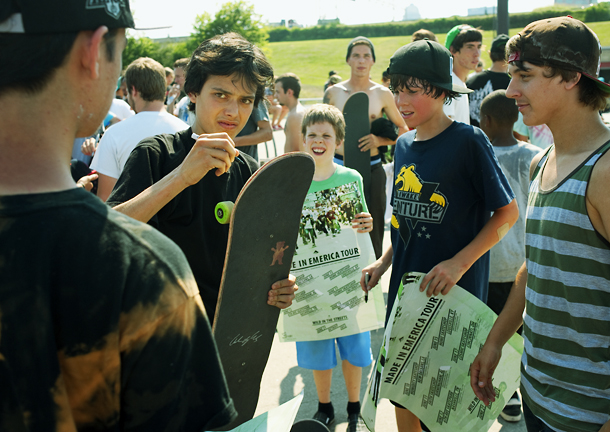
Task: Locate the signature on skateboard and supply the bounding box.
[212,152,315,430]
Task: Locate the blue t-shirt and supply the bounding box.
[388,121,514,317]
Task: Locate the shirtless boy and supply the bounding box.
[275,73,306,153]
[324,36,408,258]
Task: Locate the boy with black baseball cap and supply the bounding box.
[0,1,237,430]
[471,16,610,432]
[362,39,517,431]
[466,34,512,127]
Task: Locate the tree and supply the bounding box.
[188,1,268,52]
[122,37,160,68]
[122,36,191,69]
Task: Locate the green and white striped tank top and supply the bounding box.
[522,141,610,432]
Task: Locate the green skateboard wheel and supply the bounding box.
[215,201,234,224]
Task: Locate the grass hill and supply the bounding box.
[263,21,610,99]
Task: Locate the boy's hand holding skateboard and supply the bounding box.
[357,133,381,152]
[180,133,239,186]
[268,274,298,308]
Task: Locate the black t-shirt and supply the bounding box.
[466,70,511,127]
[107,128,259,321]
[0,188,236,430]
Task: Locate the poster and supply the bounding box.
[226,393,303,432]
[277,181,385,342]
[362,272,523,432]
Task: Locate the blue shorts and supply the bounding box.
[296,332,373,370]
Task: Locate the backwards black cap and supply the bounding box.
[388,40,472,94]
[0,0,135,34]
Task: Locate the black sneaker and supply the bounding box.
[313,410,335,427]
[347,413,367,432]
[500,396,522,422]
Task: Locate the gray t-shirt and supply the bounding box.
[489,142,542,282]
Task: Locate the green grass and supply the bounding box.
[263,21,610,99]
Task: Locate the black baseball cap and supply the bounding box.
[346,36,376,62]
[0,0,135,34]
[388,40,472,94]
[507,16,610,93]
[490,34,509,54]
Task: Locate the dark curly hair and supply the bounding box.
[184,32,273,112]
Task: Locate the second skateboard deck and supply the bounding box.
[342,92,371,195]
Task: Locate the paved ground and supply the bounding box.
[252,128,526,431]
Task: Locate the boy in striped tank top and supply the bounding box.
[471,17,610,432]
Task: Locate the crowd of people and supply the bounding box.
[1,1,610,431]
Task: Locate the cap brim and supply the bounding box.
[582,71,610,94]
[132,25,172,31]
[453,84,473,94]
[428,81,472,94]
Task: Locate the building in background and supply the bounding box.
[403,4,421,21]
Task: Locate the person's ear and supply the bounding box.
[480,113,491,131]
[188,92,197,103]
[564,72,581,91]
[80,26,109,79]
[336,139,344,149]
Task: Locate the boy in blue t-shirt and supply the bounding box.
[361,40,518,431]
[297,104,374,432]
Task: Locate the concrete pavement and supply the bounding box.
[253,128,526,431]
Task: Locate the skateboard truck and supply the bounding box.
[215,201,234,224]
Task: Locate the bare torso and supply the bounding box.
[283,102,306,153]
[324,80,394,157]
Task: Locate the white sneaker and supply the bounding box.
[500,396,522,422]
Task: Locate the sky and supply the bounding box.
[130,0,555,39]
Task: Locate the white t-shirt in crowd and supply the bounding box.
[109,98,135,121]
[91,111,188,179]
[174,95,196,127]
[443,72,470,125]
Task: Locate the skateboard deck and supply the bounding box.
[213,152,315,430]
[342,92,371,197]
[290,419,330,432]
